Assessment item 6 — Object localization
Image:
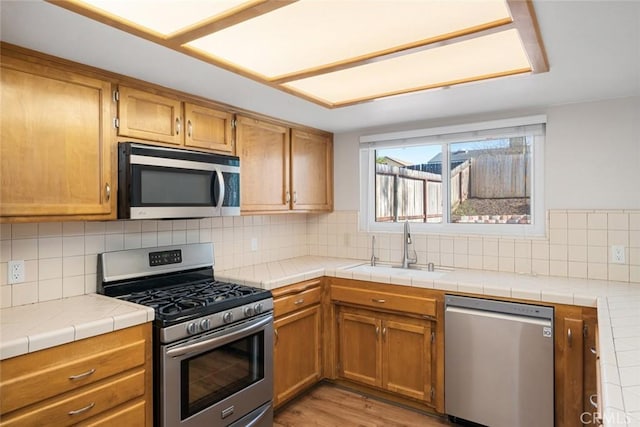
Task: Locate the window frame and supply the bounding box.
[359,116,546,237]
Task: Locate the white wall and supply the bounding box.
[334,96,640,211]
[545,97,640,209]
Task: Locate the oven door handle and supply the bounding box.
[166,314,272,358]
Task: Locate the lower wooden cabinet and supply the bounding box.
[273,279,323,408]
[337,306,434,404]
[0,323,152,426]
[555,305,599,427]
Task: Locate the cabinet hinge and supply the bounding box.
[113,117,120,129]
[431,331,435,344]
[113,90,119,102]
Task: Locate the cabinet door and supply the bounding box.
[184,103,234,153]
[0,55,114,219]
[290,129,333,211]
[117,86,182,145]
[382,318,433,403]
[273,305,322,407]
[235,116,290,212]
[556,312,585,427]
[338,310,382,388]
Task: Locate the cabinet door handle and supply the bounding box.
[105,183,111,202]
[285,191,290,204]
[68,402,95,416]
[567,328,573,348]
[274,329,278,345]
[68,368,96,381]
[187,120,193,137]
[589,393,598,409]
[590,347,597,355]
[375,326,380,339]
[176,117,181,135]
[294,298,304,305]
[382,327,387,339]
[371,299,386,303]
[293,191,297,204]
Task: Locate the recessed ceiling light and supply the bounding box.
[49,0,548,108]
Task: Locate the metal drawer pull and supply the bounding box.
[375,326,380,339]
[382,327,387,339]
[175,117,181,135]
[371,299,386,303]
[274,329,278,345]
[589,394,598,409]
[294,299,304,305]
[68,402,95,416]
[105,183,111,202]
[68,368,96,381]
[590,347,597,355]
[187,120,193,137]
[567,328,572,348]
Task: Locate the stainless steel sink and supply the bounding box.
[345,264,448,280]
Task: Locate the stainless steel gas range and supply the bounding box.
[97,243,273,427]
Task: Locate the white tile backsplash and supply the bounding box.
[0,209,639,307]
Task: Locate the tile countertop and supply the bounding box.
[218,256,640,427]
[0,293,154,361]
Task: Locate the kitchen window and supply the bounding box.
[359,116,546,236]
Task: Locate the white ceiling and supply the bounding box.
[1,1,639,134]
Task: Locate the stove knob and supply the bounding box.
[186,322,198,334]
[244,306,255,317]
[223,312,234,324]
[254,303,264,314]
[200,318,211,331]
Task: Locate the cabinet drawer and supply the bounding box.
[1,326,148,414]
[331,285,436,317]
[1,369,145,427]
[79,400,146,427]
[274,286,322,318]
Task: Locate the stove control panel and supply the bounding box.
[149,249,182,266]
[162,298,274,343]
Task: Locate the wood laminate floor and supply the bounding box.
[274,384,452,427]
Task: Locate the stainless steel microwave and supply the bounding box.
[118,143,240,219]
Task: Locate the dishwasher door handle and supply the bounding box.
[445,306,552,327]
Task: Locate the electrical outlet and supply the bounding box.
[8,260,25,284]
[611,245,626,264]
[251,238,258,252]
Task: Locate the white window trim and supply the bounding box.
[359,115,546,237]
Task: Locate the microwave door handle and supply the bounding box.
[215,169,225,210]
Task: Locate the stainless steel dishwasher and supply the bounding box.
[445,295,554,427]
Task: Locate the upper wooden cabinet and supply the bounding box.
[291,129,333,211]
[184,102,234,153]
[0,51,115,222]
[236,115,291,212]
[236,115,333,213]
[116,86,182,145]
[116,86,234,154]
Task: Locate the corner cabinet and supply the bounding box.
[329,279,443,411]
[116,86,234,154]
[555,305,599,427]
[0,49,115,222]
[272,279,323,408]
[0,324,153,426]
[236,115,333,213]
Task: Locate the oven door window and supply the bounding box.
[133,165,214,206]
[181,331,265,419]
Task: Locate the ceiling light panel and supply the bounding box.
[283,29,531,106]
[186,0,512,79]
[78,0,253,36]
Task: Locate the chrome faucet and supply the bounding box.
[400,221,417,269]
[370,235,378,266]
